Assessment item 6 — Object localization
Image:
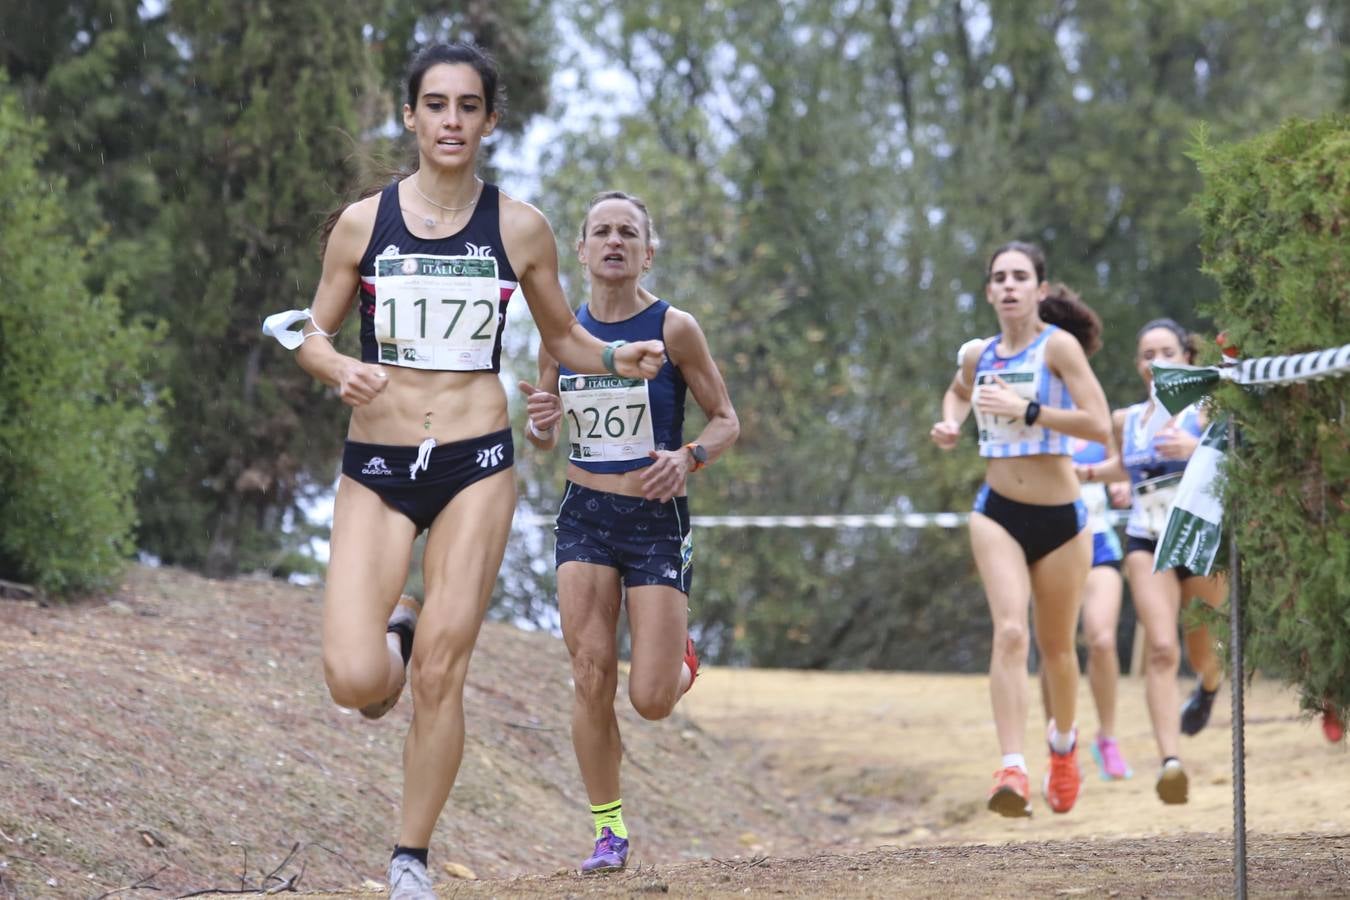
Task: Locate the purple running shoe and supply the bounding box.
[580,827,629,874]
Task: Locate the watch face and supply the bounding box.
[691,444,708,463]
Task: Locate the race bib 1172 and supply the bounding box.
[374,254,501,370]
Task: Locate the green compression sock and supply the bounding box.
[590,799,627,839]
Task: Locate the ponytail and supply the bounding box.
[1039,282,1102,356]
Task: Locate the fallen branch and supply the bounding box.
[175,843,304,898]
[0,579,36,600]
[92,864,169,899]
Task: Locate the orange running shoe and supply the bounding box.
[681,636,700,695]
[987,767,1032,818]
[1043,742,1082,814]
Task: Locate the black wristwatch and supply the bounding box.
[684,442,708,472]
[1024,401,1041,426]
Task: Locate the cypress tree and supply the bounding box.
[137,0,372,575]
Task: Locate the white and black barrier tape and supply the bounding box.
[517,510,1131,529]
[1225,342,1350,386]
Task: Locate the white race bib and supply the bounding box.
[373,254,501,370]
[974,367,1040,446]
[1133,472,1183,540]
[559,374,655,463]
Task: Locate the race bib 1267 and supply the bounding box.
[559,374,655,463]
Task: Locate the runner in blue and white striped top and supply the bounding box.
[973,324,1076,459]
[932,248,1112,819]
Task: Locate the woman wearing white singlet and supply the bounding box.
[1079,318,1225,805]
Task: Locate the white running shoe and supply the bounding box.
[1156,758,1189,804]
[387,853,435,900]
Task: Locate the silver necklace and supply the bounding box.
[410,175,481,228]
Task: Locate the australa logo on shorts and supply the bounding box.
[476,444,505,468]
[362,457,393,476]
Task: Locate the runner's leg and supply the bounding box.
[1082,566,1125,737]
[969,513,1033,756]
[559,561,625,804]
[322,476,417,709]
[625,584,689,720]
[1125,551,1183,760]
[397,467,516,847]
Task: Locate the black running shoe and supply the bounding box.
[1180,679,1218,736]
[360,594,420,720]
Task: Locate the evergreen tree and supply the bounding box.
[0,78,163,594]
[131,0,374,575]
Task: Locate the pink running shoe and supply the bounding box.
[1090,735,1133,781]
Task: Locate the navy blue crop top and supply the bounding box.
[356,181,518,372]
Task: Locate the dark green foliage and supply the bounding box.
[515,0,1346,670]
[128,0,374,576]
[0,81,164,593]
[1189,114,1350,723]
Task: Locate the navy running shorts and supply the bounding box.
[1125,535,1197,581]
[554,482,692,593]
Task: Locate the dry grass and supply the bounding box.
[0,566,808,898]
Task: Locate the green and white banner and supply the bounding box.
[1154,417,1229,576]
[1152,342,1350,416]
[1150,341,1350,576]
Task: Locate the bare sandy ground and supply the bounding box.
[680,666,1350,847]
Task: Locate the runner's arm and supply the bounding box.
[638,309,739,502]
[665,309,739,464]
[1034,330,1112,445]
[519,350,562,451]
[1077,409,1130,483]
[931,340,981,449]
[296,198,390,407]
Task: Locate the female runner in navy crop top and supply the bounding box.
[287,44,665,898]
[519,191,739,874]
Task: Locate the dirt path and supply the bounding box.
[3,566,1348,898]
[680,666,1350,848]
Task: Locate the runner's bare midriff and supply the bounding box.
[347,367,508,445]
[565,462,687,500]
[984,455,1080,506]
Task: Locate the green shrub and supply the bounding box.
[1189,114,1349,722]
[0,79,165,595]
